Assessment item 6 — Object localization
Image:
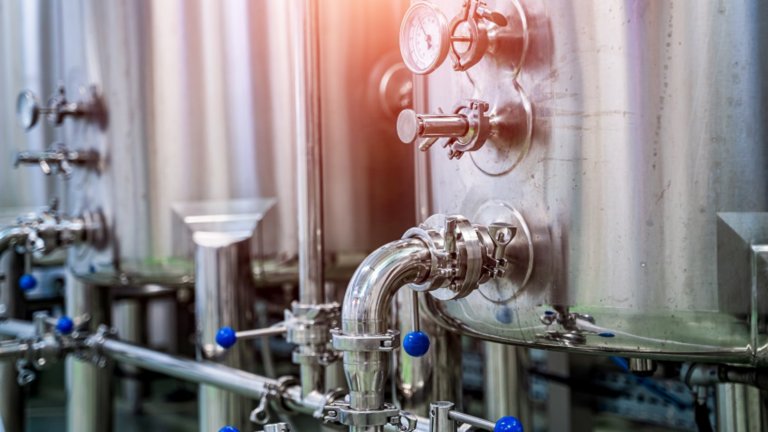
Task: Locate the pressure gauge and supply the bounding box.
[399,2,450,75]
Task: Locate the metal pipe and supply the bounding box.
[0,319,35,338]
[342,238,431,415]
[65,273,112,432]
[293,0,325,306]
[292,0,326,398]
[0,252,26,432]
[0,342,28,359]
[193,231,256,430]
[95,337,275,400]
[448,411,495,431]
[237,326,287,339]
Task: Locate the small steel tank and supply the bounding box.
[407,0,768,363]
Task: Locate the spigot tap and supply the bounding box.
[398,100,493,159]
[14,143,99,177]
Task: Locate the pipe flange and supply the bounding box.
[449,100,492,153]
[404,214,486,300]
[330,329,400,353]
[402,226,449,293]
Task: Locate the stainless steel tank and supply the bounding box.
[2,0,414,283]
[408,0,768,363]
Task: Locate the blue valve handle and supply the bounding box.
[494,416,523,432]
[18,274,37,291]
[403,330,430,357]
[216,326,238,349]
[218,427,239,432]
[55,316,74,335]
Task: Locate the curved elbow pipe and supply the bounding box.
[341,238,431,335]
[0,226,29,258]
[340,238,432,412]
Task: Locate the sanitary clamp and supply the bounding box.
[330,329,401,353]
[323,401,417,431]
[15,143,99,177]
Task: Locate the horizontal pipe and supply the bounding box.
[449,411,495,430]
[237,326,287,339]
[0,342,28,360]
[0,319,35,338]
[96,337,277,400]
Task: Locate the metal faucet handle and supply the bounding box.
[16,85,98,130]
[14,144,99,178]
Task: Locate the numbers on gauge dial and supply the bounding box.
[400,2,449,75]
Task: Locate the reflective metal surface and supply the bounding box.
[0,252,25,432]
[65,272,112,432]
[194,232,256,430]
[414,0,768,362]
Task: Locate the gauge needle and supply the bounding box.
[417,17,433,50]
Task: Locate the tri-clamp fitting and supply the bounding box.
[403,214,515,301]
[4,200,106,257]
[15,143,99,177]
[398,100,494,159]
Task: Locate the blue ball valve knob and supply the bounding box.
[218,427,239,432]
[18,274,37,291]
[494,416,523,432]
[55,316,75,335]
[403,331,430,357]
[216,326,237,349]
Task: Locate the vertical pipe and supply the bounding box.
[65,272,112,432]
[716,383,765,432]
[113,299,145,414]
[396,292,462,417]
[0,252,26,432]
[292,0,325,396]
[484,343,530,427]
[194,232,255,430]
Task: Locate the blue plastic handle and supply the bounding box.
[55,316,75,335]
[494,416,523,432]
[218,426,239,432]
[402,331,430,357]
[18,274,37,291]
[216,326,237,349]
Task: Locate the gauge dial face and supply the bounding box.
[400,2,449,75]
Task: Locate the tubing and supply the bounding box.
[341,238,431,414]
[95,337,275,400]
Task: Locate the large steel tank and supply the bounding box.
[6,0,413,282]
[411,0,768,363]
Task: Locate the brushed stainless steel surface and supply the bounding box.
[65,272,112,432]
[414,0,768,362]
[0,252,25,432]
[342,239,431,411]
[96,337,274,401]
[194,232,255,430]
[2,0,415,284]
